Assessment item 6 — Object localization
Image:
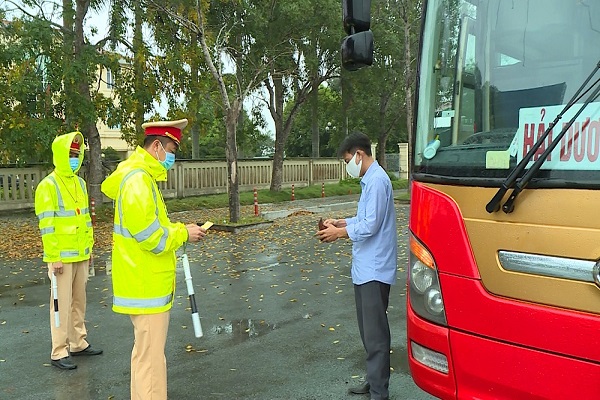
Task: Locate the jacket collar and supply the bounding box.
[133,146,168,182]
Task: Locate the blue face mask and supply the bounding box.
[69,157,80,172]
[157,143,176,171]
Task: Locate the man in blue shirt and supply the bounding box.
[317,131,397,400]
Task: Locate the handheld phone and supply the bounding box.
[318,218,326,230]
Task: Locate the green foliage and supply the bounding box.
[393,179,410,190]
[285,85,343,157]
[102,147,122,162]
[0,17,65,164]
[387,170,399,181]
[395,191,410,202]
[340,177,361,186]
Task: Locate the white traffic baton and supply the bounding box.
[180,221,213,338]
[181,253,203,338]
[51,272,60,328]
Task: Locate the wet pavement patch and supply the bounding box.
[212,318,277,344]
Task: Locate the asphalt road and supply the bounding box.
[0,203,436,400]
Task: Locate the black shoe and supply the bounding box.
[348,381,370,395]
[71,345,103,356]
[51,356,77,370]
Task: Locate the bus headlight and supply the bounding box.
[408,234,447,326]
[425,288,444,315]
[411,260,435,294]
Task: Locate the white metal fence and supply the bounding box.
[157,158,346,199]
[0,158,346,211]
[0,167,49,211]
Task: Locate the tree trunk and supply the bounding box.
[377,92,388,170]
[271,133,285,192]
[190,32,200,159]
[195,5,242,222]
[225,101,240,222]
[341,68,351,136]
[133,0,145,145]
[72,0,103,202]
[62,0,75,128]
[86,124,104,202]
[311,78,319,158]
[191,119,200,160]
[269,75,286,191]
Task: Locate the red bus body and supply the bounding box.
[407,182,600,399]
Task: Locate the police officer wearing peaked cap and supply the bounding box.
[101,119,205,400]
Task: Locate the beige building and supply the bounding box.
[96,66,134,159]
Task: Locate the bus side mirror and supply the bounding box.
[341,0,374,71]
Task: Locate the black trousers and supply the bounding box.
[354,280,391,400]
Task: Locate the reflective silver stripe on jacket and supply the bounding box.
[134,218,161,242]
[77,177,90,216]
[59,247,90,258]
[40,227,55,235]
[37,211,54,220]
[48,176,67,212]
[113,293,173,309]
[150,228,168,254]
[113,169,170,251]
[60,250,80,257]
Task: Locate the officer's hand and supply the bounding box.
[50,261,64,274]
[186,224,206,243]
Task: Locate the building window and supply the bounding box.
[106,69,114,89]
[36,55,50,89]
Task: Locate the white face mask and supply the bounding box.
[345,152,362,178]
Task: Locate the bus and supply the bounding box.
[407,0,600,398]
[341,0,600,397]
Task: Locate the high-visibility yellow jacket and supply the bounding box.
[35,132,93,263]
[101,146,188,315]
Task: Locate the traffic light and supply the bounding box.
[341,0,373,71]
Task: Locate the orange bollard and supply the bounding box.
[253,187,259,216]
[291,184,295,201]
[321,182,325,198]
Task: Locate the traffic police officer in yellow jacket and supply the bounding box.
[101,119,205,400]
[35,131,103,370]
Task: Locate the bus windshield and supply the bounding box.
[415,0,600,186]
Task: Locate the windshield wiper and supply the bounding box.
[486,61,600,213]
[501,84,600,213]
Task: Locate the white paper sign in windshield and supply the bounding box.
[513,102,600,170]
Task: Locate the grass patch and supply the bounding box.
[395,191,411,202]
